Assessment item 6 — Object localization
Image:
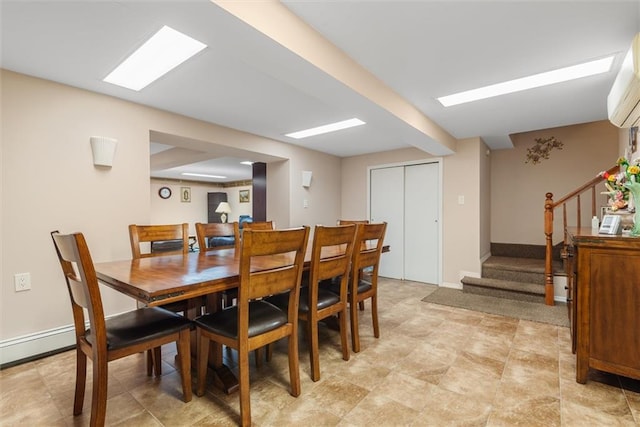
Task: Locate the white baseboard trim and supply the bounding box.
[0,310,131,366]
[0,324,77,366]
[440,282,463,290]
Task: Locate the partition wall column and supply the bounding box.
[252,162,267,221]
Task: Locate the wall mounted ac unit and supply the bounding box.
[608,33,640,128]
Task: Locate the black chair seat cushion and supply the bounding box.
[268,287,340,313]
[85,307,192,350]
[328,276,372,296]
[195,300,287,339]
[208,236,235,247]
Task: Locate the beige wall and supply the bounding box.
[441,138,487,287]
[1,70,341,351]
[491,121,619,245]
[149,181,253,233]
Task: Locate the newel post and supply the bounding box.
[544,192,555,306]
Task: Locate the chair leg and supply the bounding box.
[152,347,162,376]
[146,349,153,376]
[288,333,301,397]
[89,356,108,427]
[73,349,87,415]
[176,329,193,402]
[372,295,380,339]
[350,299,360,353]
[254,348,263,368]
[238,347,252,427]
[359,301,365,311]
[309,319,320,381]
[266,343,273,362]
[338,310,350,361]
[196,331,210,397]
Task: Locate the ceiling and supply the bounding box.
[2,1,638,182]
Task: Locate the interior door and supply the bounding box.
[404,163,439,284]
[370,161,440,283]
[370,167,404,279]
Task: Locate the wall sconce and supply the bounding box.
[302,170,312,188]
[215,202,231,223]
[90,136,117,167]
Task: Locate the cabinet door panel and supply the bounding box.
[589,251,640,369]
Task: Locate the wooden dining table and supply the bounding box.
[94,243,389,394]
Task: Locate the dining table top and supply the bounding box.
[95,248,264,307]
[95,244,388,307]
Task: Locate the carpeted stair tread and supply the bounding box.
[483,256,545,273]
[461,276,544,296]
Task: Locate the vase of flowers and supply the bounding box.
[626,180,640,236]
[602,157,640,236]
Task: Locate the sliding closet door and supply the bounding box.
[370,161,440,284]
[370,167,404,279]
[404,163,439,284]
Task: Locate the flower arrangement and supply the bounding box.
[600,156,640,211]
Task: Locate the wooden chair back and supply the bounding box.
[352,222,387,272]
[242,220,274,231]
[337,219,369,225]
[310,224,357,289]
[128,223,189,258]
[239,227,308,303]
[195,222,240,251]
[51,231,105,343]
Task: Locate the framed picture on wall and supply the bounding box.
[239,189,250,203]
[630,126,638,154]
[181,187,191,203]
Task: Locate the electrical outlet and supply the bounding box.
[14,273,31,292]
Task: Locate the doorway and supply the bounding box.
[369,160,441,284]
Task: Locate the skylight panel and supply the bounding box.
[104,26,206,91]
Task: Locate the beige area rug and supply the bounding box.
[421,287,569,327]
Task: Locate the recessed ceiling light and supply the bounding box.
[240,161,254,165]
[285,118,366,139]
[182,172,226,179]
[104,26,207,91]
[437,55,615,107]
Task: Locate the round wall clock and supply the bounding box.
[158,186,172,199]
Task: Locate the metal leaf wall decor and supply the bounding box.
[525,136,564,164]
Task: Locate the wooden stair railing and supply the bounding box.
[543,165,618,305]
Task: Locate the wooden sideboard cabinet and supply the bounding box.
[568,228,640,383]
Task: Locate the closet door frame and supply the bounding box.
[367,158,443,285]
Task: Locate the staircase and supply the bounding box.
[461,243,564,304]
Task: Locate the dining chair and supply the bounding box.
[337,219,369,310]
[128,223,195,374]
[195,221,240,252]
[333,222,387,353]
[128,223,190,258]
[195,221,241,308]
[51,231,192,427]
[195,226,309,427]
[269,224,357,381]
[242,220,274,230]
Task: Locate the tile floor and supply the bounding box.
[1,279,639,426]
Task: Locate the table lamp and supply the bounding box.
[215,202,231,223]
